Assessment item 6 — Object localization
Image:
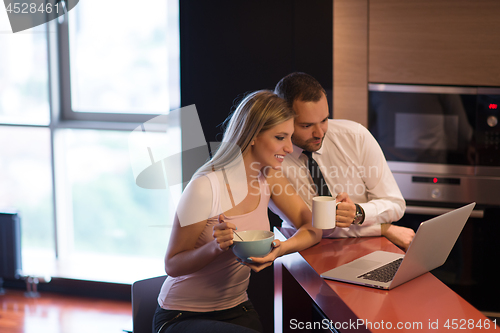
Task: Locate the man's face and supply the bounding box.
[291,93,329,152]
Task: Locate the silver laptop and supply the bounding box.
[320,202,476,289]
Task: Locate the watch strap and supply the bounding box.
[353,203,365,225]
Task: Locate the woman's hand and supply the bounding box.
[212,214,237,252]
[237,239,283,272]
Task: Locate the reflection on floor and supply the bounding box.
[22,248,166,284]
[0,289,131,333]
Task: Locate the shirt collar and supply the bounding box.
[290,142,325,158]
[316,142,325,155]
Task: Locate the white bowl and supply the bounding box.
[232,230,275,261]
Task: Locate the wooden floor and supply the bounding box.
[0,289,132,333]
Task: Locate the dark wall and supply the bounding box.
[180,0,333,143]
[180,2,332,332]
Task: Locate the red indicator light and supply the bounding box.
[433,178,438,183]
[489,104,498,109]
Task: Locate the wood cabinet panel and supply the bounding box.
[333,0,368,126]
[369,0,500,86]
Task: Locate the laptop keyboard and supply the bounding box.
[358,258,404,283]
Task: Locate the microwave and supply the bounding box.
[368,84,500,207]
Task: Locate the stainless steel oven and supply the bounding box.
[368,84,500,314]
[369,84,500,207]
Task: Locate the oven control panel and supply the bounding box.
[476,93,500,165]
[392,172,500,206]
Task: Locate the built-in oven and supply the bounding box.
[368,84,500,314]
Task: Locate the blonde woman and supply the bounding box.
[153,90,321,333]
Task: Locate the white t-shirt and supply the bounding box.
[158,171,270,311]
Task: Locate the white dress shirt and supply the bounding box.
[269,119,405,238]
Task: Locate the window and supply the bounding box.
[67,0,177,114]
[0,126,54,255]
[0,1,180,284]
[0,24,50,125]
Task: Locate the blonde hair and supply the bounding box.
[194,90,294,176]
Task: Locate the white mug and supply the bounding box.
[312,196,339,229]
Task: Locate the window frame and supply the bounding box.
[0,2,181,280]
[55,12,167,127]
[48,6,180,263]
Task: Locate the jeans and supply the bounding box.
[152,300,263,333]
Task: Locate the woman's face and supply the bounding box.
[250,118,294,170]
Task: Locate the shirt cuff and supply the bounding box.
[357,203,377,226]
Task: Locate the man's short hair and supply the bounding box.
[274,72,326,109]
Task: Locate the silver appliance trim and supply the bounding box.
[475,166,500,177]
[387,161,475,176]
[477,87,500,95]
[388,162,500,178]
[392,172,500,206]
[368,83,477,95]
[405,205,484,218]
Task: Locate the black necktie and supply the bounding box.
[303,150,331,197]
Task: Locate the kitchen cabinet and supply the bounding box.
[333,0,368,126]
[369,0,500,86]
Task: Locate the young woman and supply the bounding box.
[153,90,322,333]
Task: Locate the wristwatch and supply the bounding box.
[353,204,365,225]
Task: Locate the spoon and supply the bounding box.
[219,169,245,241]
[233,230,244,241]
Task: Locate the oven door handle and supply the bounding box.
[405,205,484,218]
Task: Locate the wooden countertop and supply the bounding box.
[275,230,498,332]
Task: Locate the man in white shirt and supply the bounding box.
[270,72,415,250]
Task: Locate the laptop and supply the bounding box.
[320,202,476,289]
